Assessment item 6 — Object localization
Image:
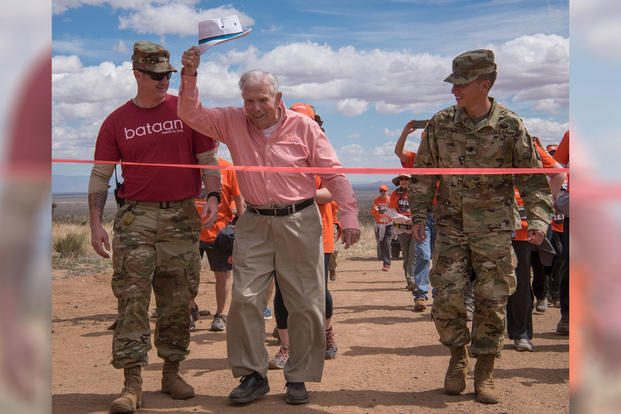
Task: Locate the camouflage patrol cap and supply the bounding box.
[132,41,177,73]
[444,49,496,85]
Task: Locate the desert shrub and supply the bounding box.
[53,231,87,258]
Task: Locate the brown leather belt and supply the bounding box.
[125,199,189,209]
[246,198,315,216]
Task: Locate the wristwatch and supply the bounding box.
[207,191,221,204]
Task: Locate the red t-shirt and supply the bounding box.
[94,94,216,201]
[195,158,241,242]
[514,142,557,240]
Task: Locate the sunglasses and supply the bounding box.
[138,70,173,81]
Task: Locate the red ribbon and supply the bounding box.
[51,159,568,175]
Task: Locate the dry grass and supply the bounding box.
[337,220,377,259]
[52,216,379,277]
[52,221,114,277]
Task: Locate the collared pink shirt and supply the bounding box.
[178,73,359,230]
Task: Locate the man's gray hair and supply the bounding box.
[238,70,279,96]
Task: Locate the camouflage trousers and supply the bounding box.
[431,225,517,355]
[110,198,201,369]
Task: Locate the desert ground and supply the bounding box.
[52,254,569,413]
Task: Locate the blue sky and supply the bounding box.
[51,0,569,184]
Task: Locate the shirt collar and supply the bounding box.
[454,97,500,130]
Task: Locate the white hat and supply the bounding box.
[197,15,252,54]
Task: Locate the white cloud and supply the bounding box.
[492,34,569,107]
[113,39,130,54]
[522,117,568,147]
[52,0,197,15]
[52,55,83,73]
[51,34,569,160]
[371,141,399,160]
[52,121,101,160]
[195,60,244,106]
[261,25,281,33]
[52,57,137,158]
[533,99,560,114]
[214,35,567,115]
[335,144,366,166]
[52,1,255,39]
[336,99,368,116]
[404,139,420,154]
[336,140,419,171]
[572,0,621,62]
[347,133,360,139]
[118,4,254,36]
[52,59,135,107]
[384,128,401,138]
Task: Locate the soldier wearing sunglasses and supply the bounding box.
[88,41,221,413]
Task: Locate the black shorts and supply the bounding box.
[199,241,232,272]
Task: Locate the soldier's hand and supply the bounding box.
[527,229,545,246]
[411,223,427,242]
[202,197,219,229]
[181,46,201,76]
[341,228,361,249]
[90,225,110,258]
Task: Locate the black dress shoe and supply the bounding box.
[285,382,309,405]
[229,372,269,404]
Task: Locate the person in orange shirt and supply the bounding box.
[387,173,429,311]
[194,157,245,332]
[394,124,437,312]
[507,138,566,351]
[372,185,394,271]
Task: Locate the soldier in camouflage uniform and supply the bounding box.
[407,49,553,404]
[88,41,220,413]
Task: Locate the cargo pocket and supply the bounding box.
[182,202,202,242]
[113,202,134,231]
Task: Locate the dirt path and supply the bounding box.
[52,257,569,413]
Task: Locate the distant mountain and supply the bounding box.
[52,175,91,194]
[352,181,393,191]
[53,175,389,195]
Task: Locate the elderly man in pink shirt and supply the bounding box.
[178,46,360,406]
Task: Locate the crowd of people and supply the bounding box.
[87,41,568,412]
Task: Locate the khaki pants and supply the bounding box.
[227,204,325,382]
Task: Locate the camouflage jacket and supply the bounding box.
[408,97,553,233]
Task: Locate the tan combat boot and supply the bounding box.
[444,346,469,395]
[161,360,195,399]
[474,353,499,404]
[110,366,143,413]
